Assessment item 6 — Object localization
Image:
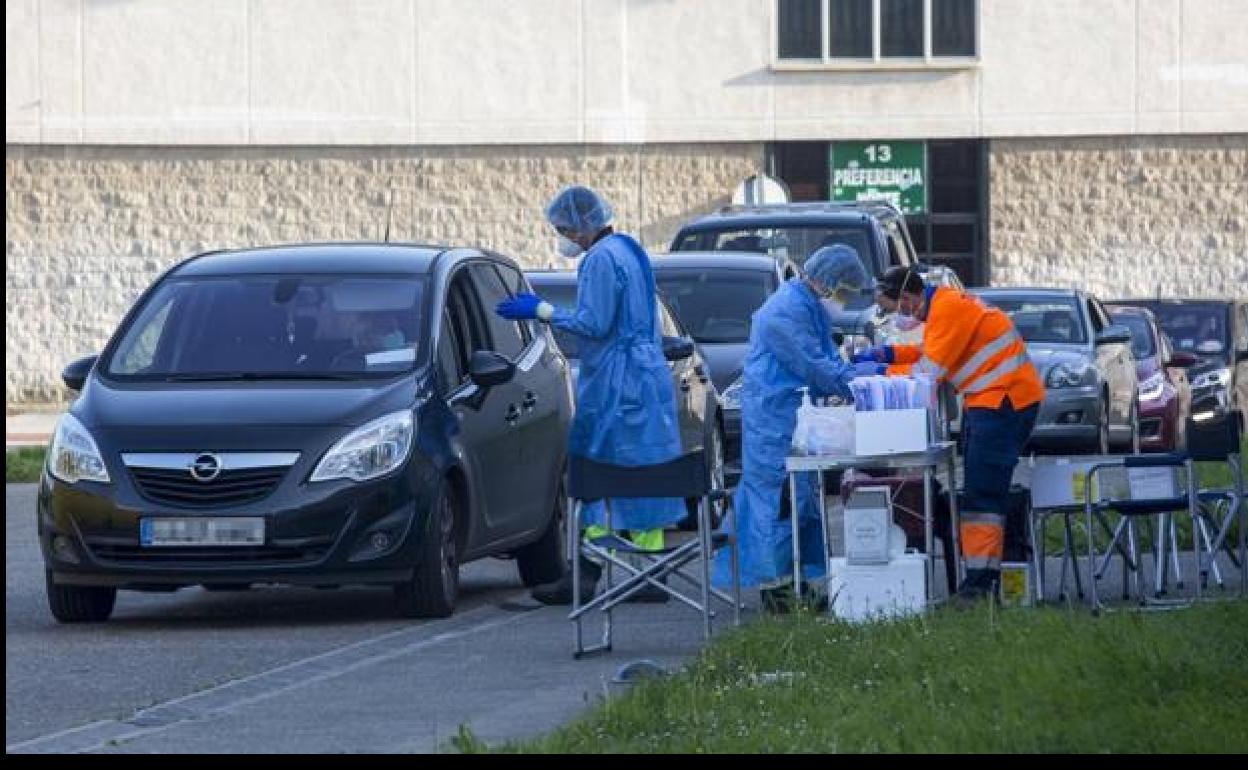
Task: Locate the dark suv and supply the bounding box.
[40,244,573,622]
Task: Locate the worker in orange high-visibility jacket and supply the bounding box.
[856,266,1045,601]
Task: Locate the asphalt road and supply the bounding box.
[6,483,716,753]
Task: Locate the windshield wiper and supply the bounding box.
[163,372,363,382]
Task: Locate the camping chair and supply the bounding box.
[1188,413,1245,594]
[567,450,741,658]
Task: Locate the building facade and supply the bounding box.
[7,0,1247,404]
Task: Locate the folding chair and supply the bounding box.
[567,450,741,659]
[1188,413,1246,594]
[1084,453,1199,613]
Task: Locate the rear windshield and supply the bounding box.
[977,296,1087,344]
[105,275,424,380]
[673,226,875,271]
[656,269,775,343]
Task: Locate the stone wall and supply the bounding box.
[5,143,763,405]
[989,134,1248,296]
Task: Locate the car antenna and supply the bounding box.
[382,182,396,243]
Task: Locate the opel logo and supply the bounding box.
[189,453,222,482]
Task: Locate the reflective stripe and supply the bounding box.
[960,511,1005,526]
[964,556,1002,570]
[950,328,1023,390]
[913,355,947,379]
[963,350,1032,394]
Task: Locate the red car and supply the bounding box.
[1109,307,1196,451]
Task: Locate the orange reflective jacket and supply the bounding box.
[887,287,1045,410]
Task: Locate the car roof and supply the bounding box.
[677,202,893,231]
[174,243,449,277]
[972,287,1082,298]
[524,269,577,285]
[650,251,790,271]
[1107,298,1234,308]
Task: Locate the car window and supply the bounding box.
[977,296,1087,344]
[1085,299,1105,334]
[884,219,915,268]
[449,272,489,354]
[106,275,424,379]
[495,263,536,345]
[470,263,526,360]
[659,301,683,338]
[655,269,772,344]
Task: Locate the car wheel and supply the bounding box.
[516,477,567,587]
[46,570,115,623]
[394,482,459,619]
[679,424,727,531]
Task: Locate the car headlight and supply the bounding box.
[47,413,110,484]
[721,375,743,411]
[1191,367,1231,391]
[1045,362,1096,389]
[311,410,414,483]
[1138,372,1165,401]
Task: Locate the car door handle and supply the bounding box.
[505,404,521,425]
[522,391,538,412]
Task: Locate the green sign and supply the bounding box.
[830,141,927,214]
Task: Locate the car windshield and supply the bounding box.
[1111,313,1157,359]
[978,296,1087,344]
[528,280,580,358]
[1137,303,1229,363]
[673,226,873,270]
[655,269,774,343]
[106,275,424,380]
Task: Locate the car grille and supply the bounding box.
[89,543,330,565]
[130,466,288,508]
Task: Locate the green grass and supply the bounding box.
[6,446,47,483]
[478,601,1248,753]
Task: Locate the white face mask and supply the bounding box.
[821,298,845,316]
[893,313,922,332]
[557,235,583,259]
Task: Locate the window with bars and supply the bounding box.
[777,0,976,62]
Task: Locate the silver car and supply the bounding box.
[974,288,1139,454]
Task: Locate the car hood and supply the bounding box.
[78,375,418,430]
[696,342,750,392]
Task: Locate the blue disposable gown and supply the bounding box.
[550,233,685,531]
[715,279,855,588]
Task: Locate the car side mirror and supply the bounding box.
[1166,351,1198,369]
[662,336,696,362]
[468,350,515,389]
[1095,324,1132,346]
[62,355,98,391]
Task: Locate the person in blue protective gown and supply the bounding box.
[713,244,875,613]
[496,185,684,605]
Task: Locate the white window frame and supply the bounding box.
[772,0,980,71]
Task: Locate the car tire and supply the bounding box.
[46,570,115,623]
[394,482,459,619]
[516,478,567,588]
[679,423,726,531]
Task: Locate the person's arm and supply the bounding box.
[548,251,620,341]
[762,313,853,400]
[887,294,977,381]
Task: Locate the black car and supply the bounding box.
[648,252,799,475]
[1107,299,1248,432]
[40,244,573,622]
[525,270,726,492]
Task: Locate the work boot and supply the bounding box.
[531,558,601,606]
[947,572,1000,611]
[760,583,797,614]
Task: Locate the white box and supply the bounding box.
[844,486,892,565]
[853,409,930,456]
[827,553,927,623]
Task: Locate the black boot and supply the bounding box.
[531,558,601,606]
[760,583,797,614]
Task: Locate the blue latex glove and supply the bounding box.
[852,345,894,364]
[496,292,544,320]
[852,362,888,377]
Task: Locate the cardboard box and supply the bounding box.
[828,553,927,622]
[853,408,930,456]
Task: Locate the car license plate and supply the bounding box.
[140,517,265,547]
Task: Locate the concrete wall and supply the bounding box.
[8,0,1247,146]
[989,134,1248,297]
[4,142,763,404]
